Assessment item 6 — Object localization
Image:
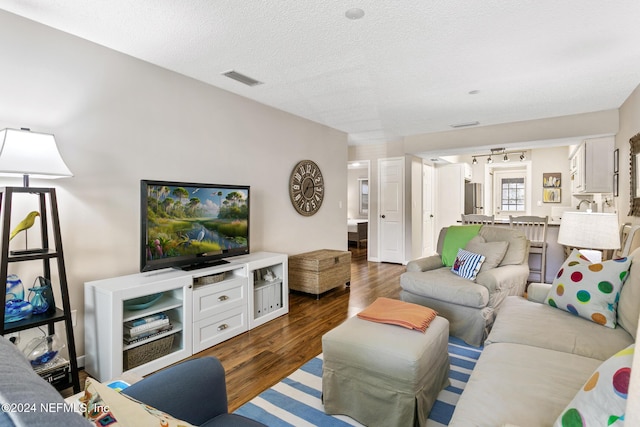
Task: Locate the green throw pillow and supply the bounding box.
[441,225,482,267]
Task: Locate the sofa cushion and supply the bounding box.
[448,343,602,427]
[400,268,489,308]
[478,226,528,266]
[451,248,485,280]
[441,225,482,267]
[486,296,634,361]
[554,344,634,427]
[618,247,640,338]
[545,249,631,328]
[464,235,508,273]
[82,378,195,426]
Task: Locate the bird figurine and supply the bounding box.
[9,211,40,241]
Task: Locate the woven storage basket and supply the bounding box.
[288,249,351,296]
[194,272,225,286]
[124,334,174,370]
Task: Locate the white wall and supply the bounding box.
[0,11,348,356]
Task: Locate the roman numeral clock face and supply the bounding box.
[289,160,324,216]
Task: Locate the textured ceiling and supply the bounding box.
[2,0,640,145]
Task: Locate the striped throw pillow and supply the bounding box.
[451,249,485,280]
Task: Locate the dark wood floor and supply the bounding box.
[68,247,406,411]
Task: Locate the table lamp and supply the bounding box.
[557,212,620,263]
[0,128,73,187]
[0,128,73,254]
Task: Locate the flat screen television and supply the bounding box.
[140,180,250,272]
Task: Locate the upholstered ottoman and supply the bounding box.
[322,315,450,427]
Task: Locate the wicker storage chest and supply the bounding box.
[288,249,351,297]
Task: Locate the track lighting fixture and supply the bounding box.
[469,148,526,164]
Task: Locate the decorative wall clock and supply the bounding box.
[289,160,324,216]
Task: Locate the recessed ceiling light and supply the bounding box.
[345,8,365,20]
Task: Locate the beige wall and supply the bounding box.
[404,109,619,156]
[0,11,348,357]
[616,84,640,225]
[613,81,640,427]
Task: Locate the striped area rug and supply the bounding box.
[235,337,482,426]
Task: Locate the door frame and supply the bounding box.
[484,160,532,218]
[422,161,435,257]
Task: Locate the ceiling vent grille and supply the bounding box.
[450,121,480,128]
[221,70,263,87]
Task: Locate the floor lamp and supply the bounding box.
[557,212,620,263]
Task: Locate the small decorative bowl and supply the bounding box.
[123,293,164,310]
[23,335,65,366]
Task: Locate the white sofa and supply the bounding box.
[449,248,639,426]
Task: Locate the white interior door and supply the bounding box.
[379,157,404,263]
[422,163,435,256]
[493,169,527,219]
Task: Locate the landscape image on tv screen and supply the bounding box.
[142,181,249,270]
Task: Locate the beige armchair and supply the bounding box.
[400,226,530,346]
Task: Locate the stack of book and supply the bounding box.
[33,356,70,387]
[123,312,173,345]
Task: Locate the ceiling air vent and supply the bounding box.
[450,121,480,128]
[221,70,263,87]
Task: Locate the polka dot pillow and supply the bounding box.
[554,343,633,426]
[545,249,631,328]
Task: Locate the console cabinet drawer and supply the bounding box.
[193,278,246,322]
[193,307,247,353]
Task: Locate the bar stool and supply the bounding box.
[509,215,548,283]
[461,214,495,225]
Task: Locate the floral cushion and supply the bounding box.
[81,378,195,426]
[545,249,631,328]
[451,248,485,281]
[554,344,634,426]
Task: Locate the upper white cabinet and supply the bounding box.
[570,137,614,194]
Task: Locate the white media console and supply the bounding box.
[84,252,288,382]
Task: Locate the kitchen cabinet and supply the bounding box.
[570,137,614,194]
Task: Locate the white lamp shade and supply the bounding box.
[557,212,620,250]
[0,128,73,179]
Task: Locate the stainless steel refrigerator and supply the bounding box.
[464,183,483,214]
